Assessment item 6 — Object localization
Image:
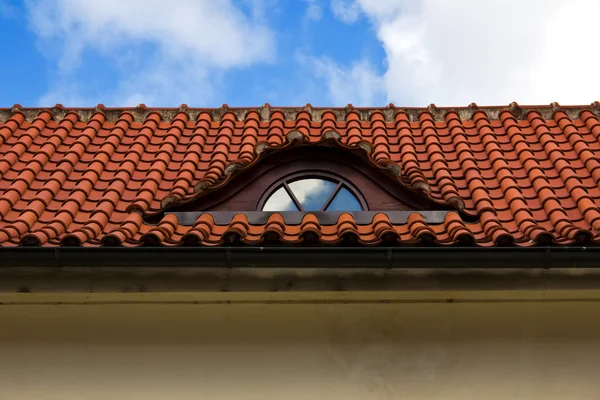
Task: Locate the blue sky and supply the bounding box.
[1,0,600,107]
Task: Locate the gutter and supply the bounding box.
[0,246,598,268]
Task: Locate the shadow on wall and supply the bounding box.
[0,302,599,399]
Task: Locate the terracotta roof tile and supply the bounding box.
[2,103,600,247]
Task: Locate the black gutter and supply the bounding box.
[0,246,599,268]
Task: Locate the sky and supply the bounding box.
[1,0,600,108]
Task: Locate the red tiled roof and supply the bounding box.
[1,102,600,247]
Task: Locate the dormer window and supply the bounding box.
[159,147,457,227]
[260,174,365,212]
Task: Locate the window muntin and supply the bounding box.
[288,179,337,211]
[261,175,365,212]
[325,187,362,211]
[262,187,299,211]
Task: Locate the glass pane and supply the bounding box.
[326,187,363,211]
[289,179,336,211]
[262,186,299,211]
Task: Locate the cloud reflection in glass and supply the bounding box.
[262,178,363,211]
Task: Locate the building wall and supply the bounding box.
[1,295,600,399]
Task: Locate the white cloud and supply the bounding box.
[312,57,385,106]
[304,0,323,21]
[330,0,600,106]
[25,0,275,106]
[330,0,361,24]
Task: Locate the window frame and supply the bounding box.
[256,171,368,212]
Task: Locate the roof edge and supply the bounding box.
[1,246,599,269]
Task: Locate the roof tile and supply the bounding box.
[2,104,600,247]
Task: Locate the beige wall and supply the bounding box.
[1,296,600,399]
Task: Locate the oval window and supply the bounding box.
[261,176,365,212]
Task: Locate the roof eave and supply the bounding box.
[1,246,599,269]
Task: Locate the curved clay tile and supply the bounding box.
[2,103,600,247]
